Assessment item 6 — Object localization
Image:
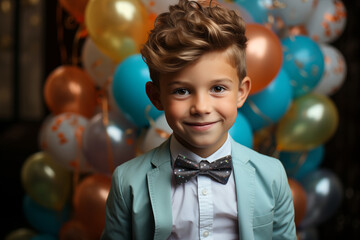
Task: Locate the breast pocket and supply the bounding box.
[253,211,274,239]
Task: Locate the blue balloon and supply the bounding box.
[234,0,274,24]
[280,145,324,180]
[23,195,70,236]
[229,111,253,148]
[281,35,325,98]
[112,54,162,127]
[240,69,293,131]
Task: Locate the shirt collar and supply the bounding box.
[170,134,232,166]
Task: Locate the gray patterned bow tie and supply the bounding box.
[173,154,232,185]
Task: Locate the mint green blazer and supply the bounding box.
[101,138,296,240]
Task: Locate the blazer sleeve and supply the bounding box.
[101,167,132,240]
[272,160,297,240]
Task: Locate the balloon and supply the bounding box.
[313,43,347,96]
[85,0,149,63]
[281,35,325,98]
[298,169,343,228]
[245,23,283,94]
[219,1,254,23]
[273,0,317,26]
[59,0,89,23]
[240,68,293,131]
[23,195,70,236]
[297,227,319,240]
[234,0,274,24]
[140,0,178,15]
[59,220,92,240]
[229,111,253,148]
[288,178,307,226]
[42,113,92,172]
[73,174,111,239]
[112,54,162,127]
[4,228,36,240]
[306,0,347,43]
[280,145,324,180]
[276,93,339,151]
[82,112,137,174]
[21,152,72,211]
[141,114,172,153]
[252,125,277,157]
[44,65,97,118]
[81,37,117,88]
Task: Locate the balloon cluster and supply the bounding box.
[8,0,347,239]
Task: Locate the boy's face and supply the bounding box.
[146,50,251,157]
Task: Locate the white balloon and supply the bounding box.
[141,114,173,153]
[306,0,347,43]
[81,37,117,88]
[43,113,92,172]
[273,0,316,26]
[313,43,347,95]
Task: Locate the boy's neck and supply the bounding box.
[172,133,230,159]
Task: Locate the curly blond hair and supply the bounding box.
[140,0,247,85]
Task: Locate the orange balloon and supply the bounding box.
[288,178,307,226]
[59,220,92,240]
[44,65,97,118]
[59,0,89,23]
[73,174,111,239]
[245,23,283,95]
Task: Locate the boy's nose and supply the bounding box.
[190,94,211,115]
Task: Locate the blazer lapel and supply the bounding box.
[147,139,173,240]
[231,139,256,240]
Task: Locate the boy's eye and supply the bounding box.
[173,88,190,96]
[212,86,226,93]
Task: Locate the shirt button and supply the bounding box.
[202,188,208,196]
[203,231,209,237]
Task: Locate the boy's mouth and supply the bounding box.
[184,121,217,131]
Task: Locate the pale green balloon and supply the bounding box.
[276,93,339,151]
[21,152,72,211]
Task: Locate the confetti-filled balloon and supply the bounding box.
[313,43,347,96]
[305,0,347,43]
[273,0,317,26]
[42,113,92,172]
[282,36,325,98]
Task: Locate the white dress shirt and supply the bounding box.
[168,135,239,240]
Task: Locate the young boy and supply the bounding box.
[101,0,296,239]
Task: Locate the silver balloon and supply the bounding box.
[82,112,137,175]
[298,169,343,228]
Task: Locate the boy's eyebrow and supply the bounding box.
[167,78,235,86]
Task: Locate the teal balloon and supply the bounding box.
[280,145,324,180]
[112,54,162,127]
[23,195,70,236]
[282,36,325,98]
[240,69,293,131]
[229,111,253,148]
[234,0,274,24]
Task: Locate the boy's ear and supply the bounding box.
[237,76,251,108]
[146,82,164,110]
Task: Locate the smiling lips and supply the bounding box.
[184,121,218,131]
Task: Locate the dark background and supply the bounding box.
[1,0,359,239]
